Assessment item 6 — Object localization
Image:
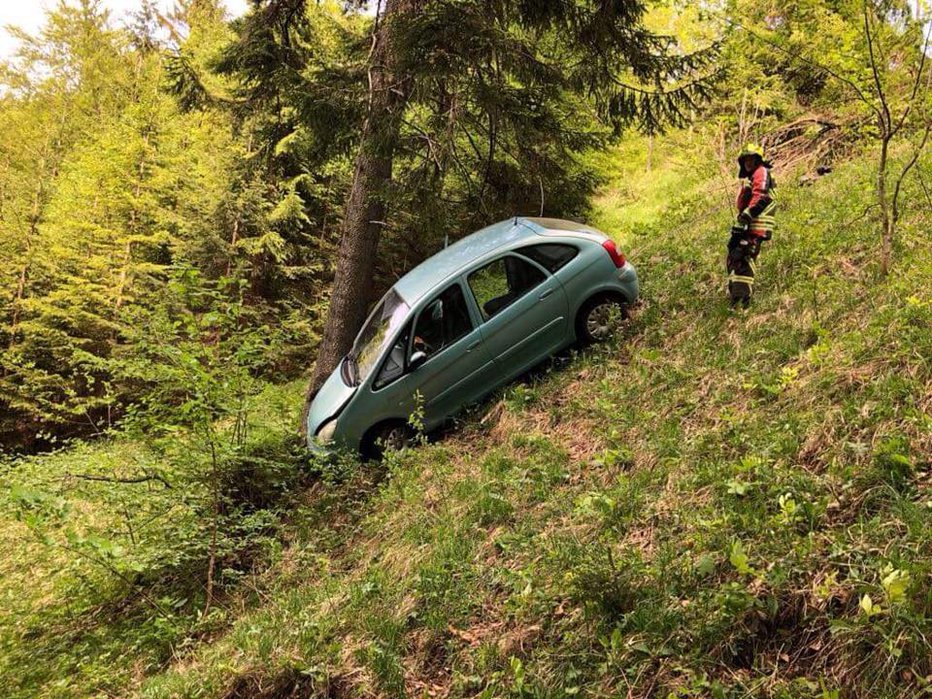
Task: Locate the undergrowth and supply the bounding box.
[2,133,930,698]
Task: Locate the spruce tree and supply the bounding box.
[305,0,716,413]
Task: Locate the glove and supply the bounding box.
[736,210,752,226]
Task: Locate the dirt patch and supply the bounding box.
[221,666,348,699]
[716,589,837,680]
[404,628,453,697]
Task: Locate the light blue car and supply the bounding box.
[307,217,639,458]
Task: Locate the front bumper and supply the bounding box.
[307,437,332,457]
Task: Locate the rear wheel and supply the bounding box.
[576,294,628,345]
[361,421,413,461]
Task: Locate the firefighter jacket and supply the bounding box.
[736,163,776,239]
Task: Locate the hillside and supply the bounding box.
[2,133,930,698]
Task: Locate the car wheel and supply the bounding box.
[362,421,413,461]
[576,294,628,345]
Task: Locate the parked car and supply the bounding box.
[306,216,639,458]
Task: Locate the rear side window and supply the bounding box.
[412,284,473,360]
[516,243,578,273]
[468,255,546,320]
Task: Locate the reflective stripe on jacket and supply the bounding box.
[736,164,776,238]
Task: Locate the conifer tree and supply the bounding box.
[0,0,246,446]
[305,0,717,409]
[0,0,131,445]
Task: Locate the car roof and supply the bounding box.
[393,216,603,304]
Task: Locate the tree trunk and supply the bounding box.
[301,0,416,433]
[876,133,892,276]
[226,217,240,276]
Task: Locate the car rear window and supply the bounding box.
[516,243,579,273]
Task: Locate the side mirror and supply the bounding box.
[409,350,428,370]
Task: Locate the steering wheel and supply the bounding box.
[414,335,434,355]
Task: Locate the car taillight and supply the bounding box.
[602,240,626,268]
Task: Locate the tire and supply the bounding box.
[575,294,628,345]
[361,421,413,462]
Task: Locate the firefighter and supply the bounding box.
[728,143,776,308]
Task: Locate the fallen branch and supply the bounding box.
[69,472,172,489]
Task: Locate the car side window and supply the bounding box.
[516,243,578,273]
[373,323,411,389]
[412,284,473,361]
[468,255,547,321]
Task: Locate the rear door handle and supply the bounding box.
[466,340,481,352]
[539,288,555,300]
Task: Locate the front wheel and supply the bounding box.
[362,421,414,462]
[576,295,628,345]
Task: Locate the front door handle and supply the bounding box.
[539,288,555,300]
[466,340,481,352]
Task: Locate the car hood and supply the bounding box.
[305,361,357,441]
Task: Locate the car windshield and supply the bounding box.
[348,288,410,385]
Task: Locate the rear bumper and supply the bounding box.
[616,262,639,303]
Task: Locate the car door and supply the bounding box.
[372,281,497,428]
[466,253,569,380]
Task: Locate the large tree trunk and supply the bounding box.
[301,0,416,433]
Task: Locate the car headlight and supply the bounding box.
[316,418,337,444]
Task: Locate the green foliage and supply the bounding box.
[1,1,931,698]
[0,1,330,449]
[0,0,723,449]
[0,268,308,694]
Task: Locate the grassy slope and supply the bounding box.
[143,135,930,698]
[0,380,306,696]
[3,133,931,698]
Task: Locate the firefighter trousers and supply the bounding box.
[727,232,762,307]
